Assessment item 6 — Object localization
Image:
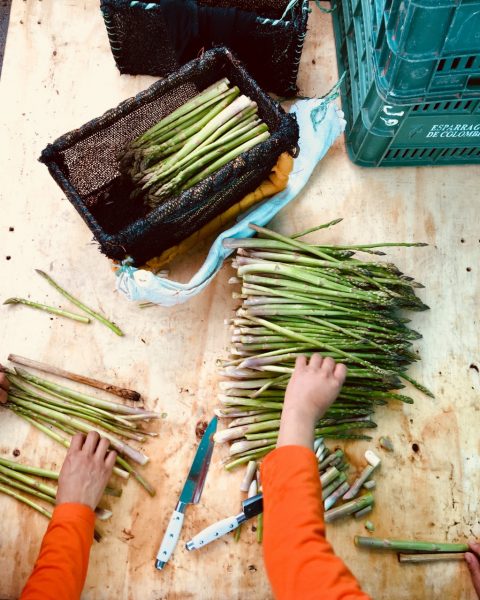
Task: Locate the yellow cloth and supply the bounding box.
[143,152,294,271]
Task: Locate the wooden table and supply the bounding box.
[0,2,479,598]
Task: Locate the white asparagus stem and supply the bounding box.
[319,449,343,471]
[320,466,340,488]
[318,446,330,463]
[325,494,374,523]
[228,412,280,428]
[248,479,258,498]
[321,472,348,501]
[240,461,257,493]
[230,439,272,456]
[214,425,248,444]
[354,506,374,519]
[324,481,350,511]
[343,451,381,500]
[214,408,266,418]
[95,507,113,521]
[398,553,466,564]
[313,438,324,452]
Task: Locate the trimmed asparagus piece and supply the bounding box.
[35,270,124,336]
[355,536,468,553]
[3,298,90,323]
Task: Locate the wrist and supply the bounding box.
[282,401,323,425]
[277,406,317,449]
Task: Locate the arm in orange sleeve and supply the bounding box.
[20,503,95,600]
[261,445,370,600]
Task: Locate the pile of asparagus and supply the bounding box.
[0,455,120,541]
[119,78,269,208]
[214,220,433,470]
[0,355,158,498]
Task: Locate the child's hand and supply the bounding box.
[56,432,117,511]
[285,355,347,421]
[0,372,9,404]
[277,355,347,450]
[466,542,480,598]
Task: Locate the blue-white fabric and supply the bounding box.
[116,97,345,307]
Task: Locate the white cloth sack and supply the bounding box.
[116,97,346,307]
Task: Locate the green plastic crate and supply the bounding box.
[332,0,480,166]
[372,0,480,103]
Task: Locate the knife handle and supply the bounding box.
[186,515,242,551]
[155,505,185,569]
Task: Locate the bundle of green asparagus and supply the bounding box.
[0,455,122,541]
[1,356,158,496]
[214,219,433,470]
[119,78,270,209]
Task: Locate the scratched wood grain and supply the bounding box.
[0,1,479,599]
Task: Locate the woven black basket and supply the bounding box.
[39,48,299,265]
[100,0,310,97]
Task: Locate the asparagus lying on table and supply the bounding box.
[214,219,432,470]
[0,360,158,496]
[119,78,270,208]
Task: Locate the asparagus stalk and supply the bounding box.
[324,494,374,523]
[354,536,468,553]
[35,270,124,337]
[13,367,150,415]
[132,78,230,147]
[9,395,148,465]
[398,553,466,563]
[9,408,130,479]
[240,460,257,492]
[8,354,141,402]
[0,473,53,503]
[0,482,52,519]
[3,298,90,323]
[0,456,59,480]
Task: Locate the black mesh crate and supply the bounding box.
[39,48,299,264]
[100,0,309,97]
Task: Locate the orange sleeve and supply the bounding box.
[261,445,370,600]
[20,503,95,600]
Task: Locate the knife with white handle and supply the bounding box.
[155,416,217,569]
[186,493,263,551]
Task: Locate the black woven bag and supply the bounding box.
[39,48,299,265]
[100,0,309,97]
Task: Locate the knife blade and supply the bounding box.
[155,416,217,569]
[185,493,263,551]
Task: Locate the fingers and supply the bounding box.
[321,356,336,375]
[69,432,86,452]
[295,355,307,370]
[95,437,111,462]
[82,431,100,455]
[309,354,323,369]
[0,372,10,391]
[469,542,480,556]
[104,450,117,472]
[334,362,347,384]
[0,372,9,404]
[465,552,480,597]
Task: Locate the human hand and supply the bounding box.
[56,432,117,511]
[0,371,9,404]
[466,542,480,598]
[277,355,347,450]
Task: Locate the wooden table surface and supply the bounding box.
[0,1,479,599]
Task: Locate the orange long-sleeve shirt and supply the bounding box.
[20,503,95,600]
[262,445,370,600]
